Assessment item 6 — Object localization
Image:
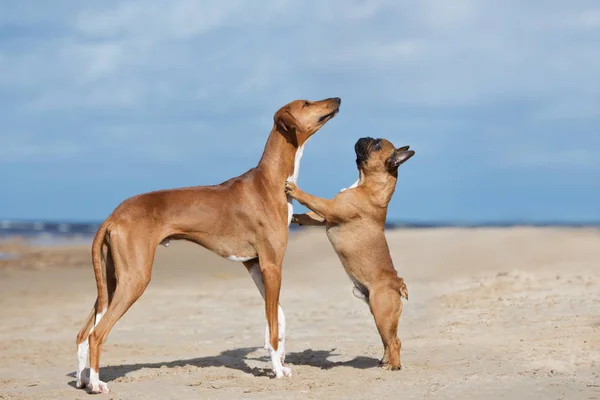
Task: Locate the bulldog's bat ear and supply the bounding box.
[388,149,415,168]
[274,110,298,133]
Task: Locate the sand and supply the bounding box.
[0,227,599,399]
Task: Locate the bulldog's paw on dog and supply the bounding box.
[397,277,409,301]
[284,180,298,195]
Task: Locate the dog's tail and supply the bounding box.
[91,220,110,313]
[393,276,409,301]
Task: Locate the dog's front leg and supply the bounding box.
[291,211,326,226]
[245,250,292,379]
[244,260,287,361]
[285,182,337,222]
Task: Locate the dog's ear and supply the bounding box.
[388,149,415,168]
[275,110,298,133]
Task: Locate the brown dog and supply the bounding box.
[75,97,341,393]
[285,137,414,370]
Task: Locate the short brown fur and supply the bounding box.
[286,137,414,370]
[75,97,341,392]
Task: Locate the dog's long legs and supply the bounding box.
[75,242,117,389]
[244,260,287,361]
[75,306,95,388]
[291,211,326,226]
[87,232,154,393]
[368,285,403,370]
[251,247,291,378]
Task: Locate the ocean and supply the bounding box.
[1,218,598,261]
[1,218,598,241]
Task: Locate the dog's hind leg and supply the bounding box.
[75,237,117,389]
[75,307,95,388]
[244,259,287,363]
[368,285,404,370]
[87,229,155,394]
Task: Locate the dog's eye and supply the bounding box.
[372,140,381,150]
[303,101,310,107]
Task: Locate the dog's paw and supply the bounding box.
[280,346,286,364]
[75,370,90,389]
[381,362,401,371]
[75,378,88,390]
[274,366,293,378]
[282,366,293,377]
[290,214,300,225]
[285,181,298,195]
[397,277,409,300]
[87,380,109,394]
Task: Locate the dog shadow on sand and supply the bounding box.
[66,347,380,387]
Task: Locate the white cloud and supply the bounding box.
[532,97,600,121]
[70,42,125,83]
[499,148,599,171]
[74,0,292,39]
[418,0,481,30]
[2,0,596,109]
[1,1,599,222]
[576,9,600,28]
[0,137,81,163]
[0,0,598,166]
[311,38,426,69]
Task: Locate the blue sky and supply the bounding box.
[0,0,599,223]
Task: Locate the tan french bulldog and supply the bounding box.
[286,137,414,370]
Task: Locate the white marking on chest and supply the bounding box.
[226,255,255,262]
[340,178,360,192]
[287,203,294,226]
[286,139,309,226]
[288,141,306,184]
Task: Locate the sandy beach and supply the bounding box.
[0,227,599,399]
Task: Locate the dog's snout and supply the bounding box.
[333,97,341,105]
[354,137,374,164]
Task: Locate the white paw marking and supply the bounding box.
[247,261,288,368]
[263,305,286,362]
[267,341,292,378]
[87,368,109,393]
[76,307,106,390]
[76,339,89,388]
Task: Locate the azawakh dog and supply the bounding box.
[286,137,414,370]
[75,97,341,393]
